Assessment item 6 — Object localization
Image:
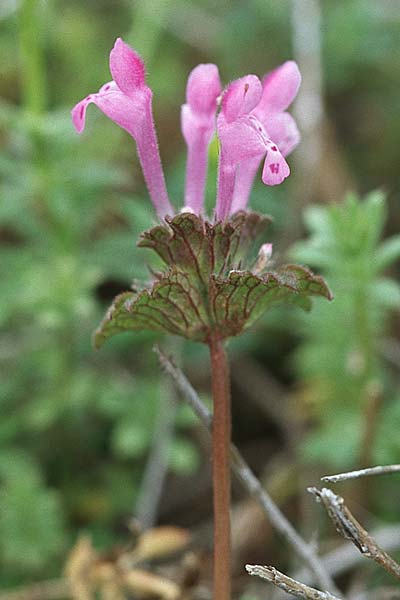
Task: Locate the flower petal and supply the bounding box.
[262,144,290,185]
[216,157,236,221]
[72,41,172,218]
[71,87,148,139]
[71,96,91,134]
[222,75,262,123]
[230,155,262,214]
[181,103,215,145]
[99,80,119,93]
[186,63,221,115]
[258,61,301,113]
[265,112,300,157]
[109,37,146,96]
[218,116,266,163]
[181,104,214,213]
[181,65,221,214]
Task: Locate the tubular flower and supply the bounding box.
[181,64,221,214]
[72,38,300,222]
[71,38,172,218]
[230,61,301,214]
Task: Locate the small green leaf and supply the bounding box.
[375,235,400,270]
[373,278,400,309]
[0,452,65,572]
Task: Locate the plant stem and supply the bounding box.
[18,0,47,193]
[209,333,231,600]
[19,0,47,116]
[155,346,340,594]
[19,0,70,246]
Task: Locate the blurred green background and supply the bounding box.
[1,0,400,592]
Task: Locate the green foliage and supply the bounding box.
[0,4,197,585]
[95,212,331,346]
[0,451,66,574]
[291,192,400,467]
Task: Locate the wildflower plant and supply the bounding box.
[72,38,331,600]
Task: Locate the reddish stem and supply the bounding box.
[209,332,232,600]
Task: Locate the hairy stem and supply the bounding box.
[209,333,231,600]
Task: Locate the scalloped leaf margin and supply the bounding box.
[94,263,332,348]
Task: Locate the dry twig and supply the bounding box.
[294,524,400,587]
[135,372,178,529]
[155,346,339,596]
[246,565,342,600]
[309,487,400,581]
[321,465,400,484]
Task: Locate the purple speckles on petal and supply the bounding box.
[229,62,300,211]
[262,149,290,185]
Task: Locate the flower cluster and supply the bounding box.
[72,38,300,221]
[72,39,331,350]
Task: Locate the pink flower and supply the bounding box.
[230,61,301,215]
[181,64,221,214]
[72,38,300,222]
[71,38,173,218]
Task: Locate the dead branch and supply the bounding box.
[309,487,400,581]
[321,465,400,484]
[294,524,400,586]
[135,372,178,529]
[246,565,342,600]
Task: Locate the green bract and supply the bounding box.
[94,212,332,348]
